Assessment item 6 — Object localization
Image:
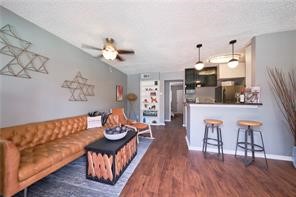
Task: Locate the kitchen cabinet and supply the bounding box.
[185,68,196,85]
[185,67,217,87]
[218,63,246,79]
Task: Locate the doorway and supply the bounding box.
[164,80,184,127]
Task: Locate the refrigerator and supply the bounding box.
[215,85,243,103]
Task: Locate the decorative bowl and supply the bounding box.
[104,126,128,140]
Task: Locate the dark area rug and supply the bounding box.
[15,138,152,197]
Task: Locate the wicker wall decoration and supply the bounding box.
[62,72,95,101]
[0,24,49,78]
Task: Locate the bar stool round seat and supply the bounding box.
[204,119,223,126]
[238,120,262,127]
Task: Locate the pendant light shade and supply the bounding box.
[228,58,239,68]
[194,61,204,70]
[194,44,204,70]
[227,40,239,68]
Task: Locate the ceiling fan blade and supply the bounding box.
[116,55,125,61]
[81,44,102,51]
[117,49,135,54]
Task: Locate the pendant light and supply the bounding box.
[194,44,204,70]
[228,40,239,68]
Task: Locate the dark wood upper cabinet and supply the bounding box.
[185,68,197,85]
[185,67,217,87]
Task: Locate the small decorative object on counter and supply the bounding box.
[245,87,261,103]
[235,92,240,103]
[195,97,200,103]
[239,88,245,103]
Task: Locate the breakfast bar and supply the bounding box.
[185,103,263,153]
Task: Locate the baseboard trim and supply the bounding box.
[185,136,292,161]
[148,122,165,126]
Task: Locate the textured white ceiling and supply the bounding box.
[2,0,296,75]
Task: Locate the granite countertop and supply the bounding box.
[186,102,263,106]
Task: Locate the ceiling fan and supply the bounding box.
[81,38,135,61]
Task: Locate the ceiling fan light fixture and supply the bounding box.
[102,45,118,60]
[228,39,239,68]
[82,38,135,62]
[195,44,204,70]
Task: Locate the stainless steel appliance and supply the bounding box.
[215,85,243,103]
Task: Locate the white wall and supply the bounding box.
[254,30,296,155]
[164,80,170,121]
[0,7,127,127]
[126,74,140,120]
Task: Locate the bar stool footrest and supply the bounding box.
[203,138,223,146]
[237,142,264,152]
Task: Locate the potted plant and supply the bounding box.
[267,67,296,167]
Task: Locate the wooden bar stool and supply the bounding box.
[202,119,224,161]
[235,120,268,168]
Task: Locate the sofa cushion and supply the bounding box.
[18,128,103,181]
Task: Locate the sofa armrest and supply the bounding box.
[0,139,20,197]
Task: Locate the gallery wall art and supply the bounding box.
[0,24,49,78]
[61,72,95,101]
[116,85,123,101]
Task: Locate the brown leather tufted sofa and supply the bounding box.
[0,115,104,197]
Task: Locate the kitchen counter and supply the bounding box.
[185,102,263,152]
[186,102,262,105]
[185,102,262,109]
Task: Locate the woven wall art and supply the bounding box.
[0,24,49,78]
[62,72,95,101]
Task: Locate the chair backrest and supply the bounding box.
[111,108,128,124]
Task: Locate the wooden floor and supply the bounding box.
[121,115,296,197]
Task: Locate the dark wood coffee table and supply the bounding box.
[85,130,137,185]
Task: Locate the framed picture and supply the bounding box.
[116,85,123,101]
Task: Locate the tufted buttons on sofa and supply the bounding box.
[18,129,103,181]
[0,115,104,197]
[0,116,87,151]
